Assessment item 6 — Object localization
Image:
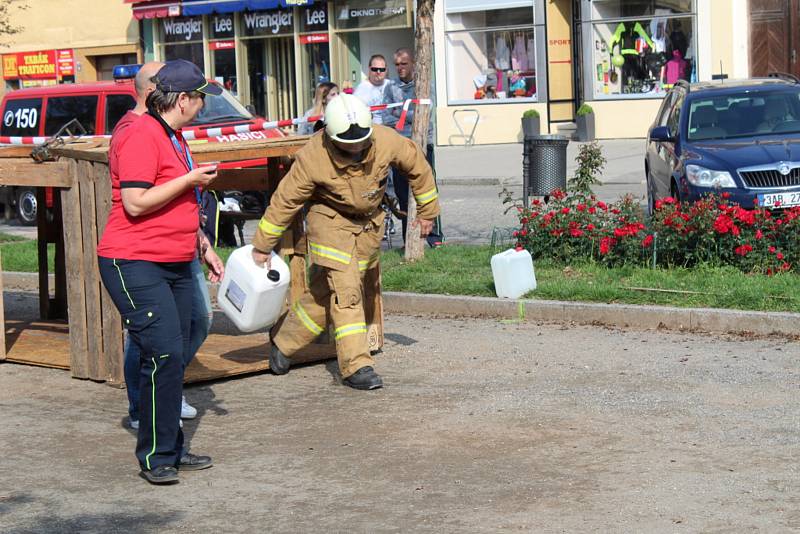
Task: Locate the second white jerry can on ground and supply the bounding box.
[218,245,291,332]
[490,248,537,299]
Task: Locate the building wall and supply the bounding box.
[0,0,139,90]
[591,99,662,139]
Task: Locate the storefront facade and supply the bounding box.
[435,0,749,144]
[129,0,751,143]
[136,0,415,126]
[0,0,140,95]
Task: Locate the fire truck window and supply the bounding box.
[105,94,136,133]
[44,95,98,136]
[1,98,43,137]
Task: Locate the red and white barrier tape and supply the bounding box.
[181,98,431,141]
[0,98,432,145]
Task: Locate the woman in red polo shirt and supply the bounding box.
[97,59,219,485]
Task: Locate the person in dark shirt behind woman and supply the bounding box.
[97,59,220,485]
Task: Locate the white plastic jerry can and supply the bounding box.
[218,245,291,332]
[490,248,537,299]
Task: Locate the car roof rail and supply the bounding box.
[675,79,691,92]
[767,72,800,83]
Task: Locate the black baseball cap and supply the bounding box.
[154,59,222,96]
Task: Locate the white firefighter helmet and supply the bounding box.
[324,93,373,144]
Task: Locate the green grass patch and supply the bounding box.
[1,239,54,273]
[5,242,799,313]
[381,245,800,313]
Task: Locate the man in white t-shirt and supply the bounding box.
[354,54,392,125]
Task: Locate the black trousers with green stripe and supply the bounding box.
[393,143,443,246]
[99,257,192,470]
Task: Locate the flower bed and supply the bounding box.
[512,191,800,274]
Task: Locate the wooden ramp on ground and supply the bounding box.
[2,320,336,384]
[187,334,338,383]
[186,333,271,383]
[3,319,70,369]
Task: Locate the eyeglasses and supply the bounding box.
[370,67,387,73]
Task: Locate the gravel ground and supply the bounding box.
[1,312,799,533]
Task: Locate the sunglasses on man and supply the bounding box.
[370,67,387,73]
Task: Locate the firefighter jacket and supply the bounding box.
[253,124,441,271]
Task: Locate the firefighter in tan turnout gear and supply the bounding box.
[251,94,440,390]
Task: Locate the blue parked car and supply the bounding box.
[645,75,800,214]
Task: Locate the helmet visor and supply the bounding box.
[331,123,373,144]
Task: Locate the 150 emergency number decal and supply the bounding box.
[4,107,39,130]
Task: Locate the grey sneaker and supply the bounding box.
[181,396,197,419]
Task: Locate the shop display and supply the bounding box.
[445,4,537,103]
[450,29,537,102]
[592,15,694,97]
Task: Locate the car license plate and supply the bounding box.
[758,192,800,208]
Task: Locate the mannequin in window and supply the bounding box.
[669,20,689,59]
[610,22,653,93]
[663,49,688,85]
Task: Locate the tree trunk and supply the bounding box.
[405,0,435,262]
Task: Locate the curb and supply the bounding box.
[383,292,800,338]
[437,177,510,186]
[5,272,798,338]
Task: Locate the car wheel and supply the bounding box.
[16,188,37,226]
[646,170,657,217]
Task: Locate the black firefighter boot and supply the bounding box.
[269,343,292,375]
[343,366,383,390]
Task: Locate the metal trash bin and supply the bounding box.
[522,134,569,205]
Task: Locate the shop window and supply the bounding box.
[591,0,692,19]
[44,95,98,135]
[585,0,696,99]
[212,48,238,96]
[165,42,205,66]
[105,94,136,133]
[1,97,42,136]
[444,6,537,104]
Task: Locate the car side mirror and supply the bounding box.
[245,104,257,116]
[650,125,675,142]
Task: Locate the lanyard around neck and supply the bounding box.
[168,130,202,207]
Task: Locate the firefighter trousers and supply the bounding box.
[271,258,377,379]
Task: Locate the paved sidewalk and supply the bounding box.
[434,138,646,186]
